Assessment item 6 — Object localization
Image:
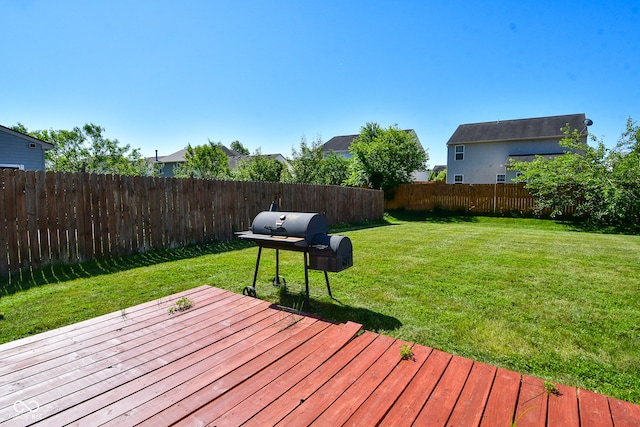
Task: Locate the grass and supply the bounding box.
[1,213,639,403]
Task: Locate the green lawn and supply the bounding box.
[1,213,639,403]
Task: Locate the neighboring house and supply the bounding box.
[228,153,291,171]
[445,113,590,184]
[322,129,422,159]
[322,129,429,181]
[149,146,242,177]
[0,124,54,171]
[150,147,289,177]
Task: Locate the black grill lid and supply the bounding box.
[250,211,328,241]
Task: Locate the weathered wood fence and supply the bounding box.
[384,182,574,216]
[0,170,383,277]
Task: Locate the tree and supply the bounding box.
[430,169,447,182]
[230,140,250,155]
[281,135,326,184]
[13,122,155,176]
[173,141,230,179]
[510,117,640,229]
[233,150,284,182]
[347,123,428,192]
[318,151,350,186]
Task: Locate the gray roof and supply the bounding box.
[154,149,187,163]
[152,145,242,163]
[323,129,420,152]
[150,147,287,170]
[322,134,358,152]
[0,124,55,149]
[447,114,587,145]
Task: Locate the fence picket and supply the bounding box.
[0,172,11,276]
[15,171,30,270]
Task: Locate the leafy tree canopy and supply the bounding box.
[430,169,447,182]
[347,123,428,192]
[12,122,155,176]
[282,136,326,184]
[173,141,230,179]
[318,151,351,186]
[233,149,284,182]
[230,140,250,155]
[510,117,640,230]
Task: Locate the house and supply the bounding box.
[322,129,429,181]
[445,113,590,184]
[322,129,422,159]
[227,153,291,171]
[149,145,241,177]
[151,146,289,177]
[321,134,359,159]
[0,124,54,171]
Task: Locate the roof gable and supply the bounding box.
[447,114,587,145]
[0,124,55,149]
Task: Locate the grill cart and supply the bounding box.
[236,210,353,308]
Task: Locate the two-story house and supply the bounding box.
[0,124,54,171]
[446,114,590,184]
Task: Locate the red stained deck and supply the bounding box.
[1,285,639,426]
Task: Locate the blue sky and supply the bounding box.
[2,0,639,167]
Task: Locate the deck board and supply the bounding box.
[1,285,639,427]
[480,367,522,426]
[578,389,614,427]
[413,355,474,426]
[343,342,430,426]
[447,361,497,426]
[379,348,453,426]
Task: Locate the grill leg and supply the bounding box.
[243,246,263,298]
[324,271,332,298]
[304,252,310,309]
[272,249,286,286]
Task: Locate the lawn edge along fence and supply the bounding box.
[0,170,383,277]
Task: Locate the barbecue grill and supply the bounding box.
[236,210,353,307]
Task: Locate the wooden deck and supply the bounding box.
[1,285,639,426]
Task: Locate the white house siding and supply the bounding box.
[0,128,47,171]
[446,139,565,184]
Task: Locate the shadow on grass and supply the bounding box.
[329,218,394,233]
[385,209,640,235]
[274,285,403,333]
[1,239,255,298]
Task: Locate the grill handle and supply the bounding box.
[264,225,286,233]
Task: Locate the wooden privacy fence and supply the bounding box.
[0,170,383,277]
[385,182,574,216]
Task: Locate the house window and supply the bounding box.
[0,164,24,170]
[496,174,505,183]
[454,174,463,184]
[455,145,464,161]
